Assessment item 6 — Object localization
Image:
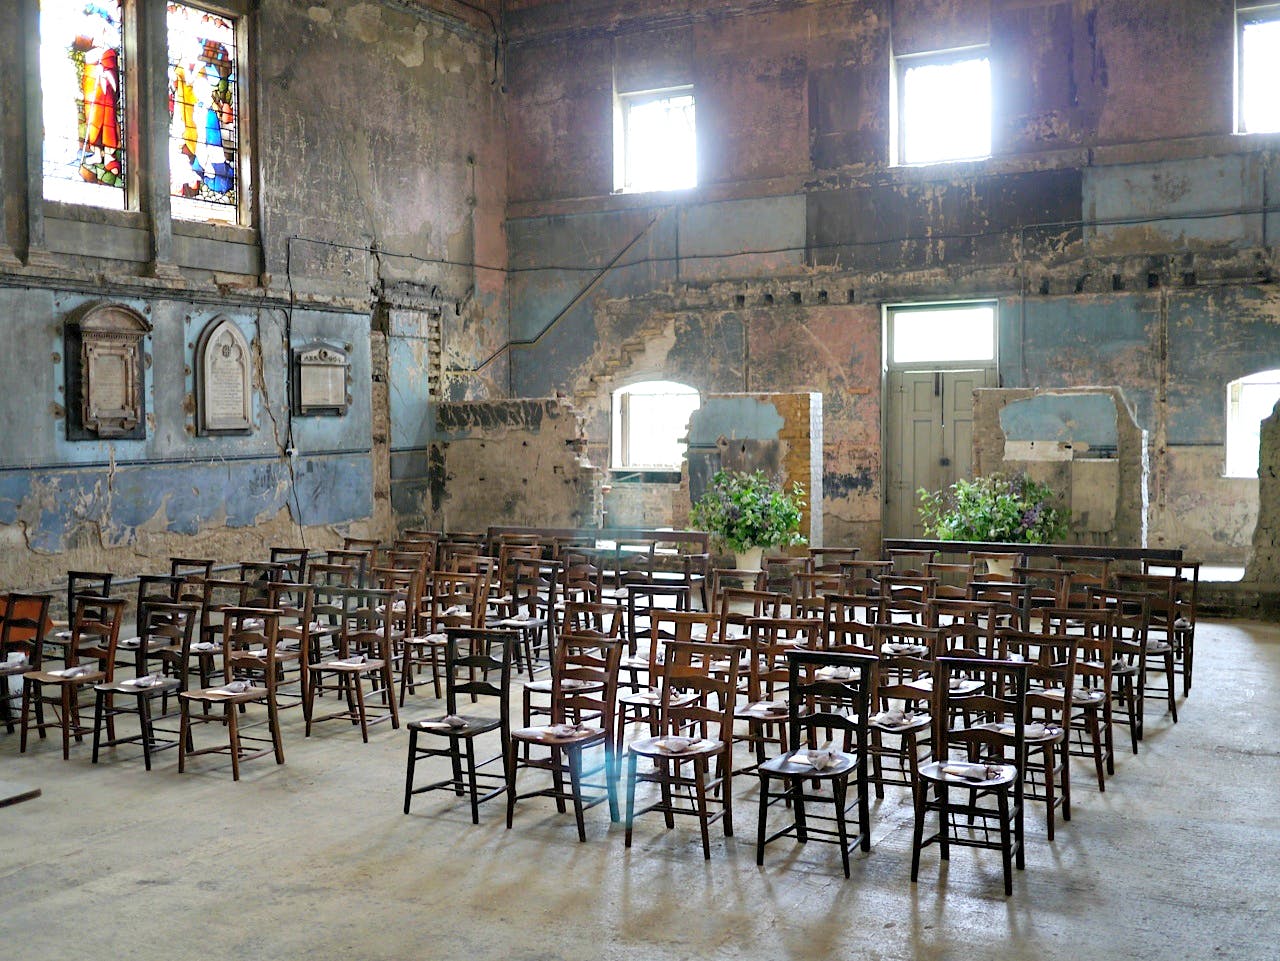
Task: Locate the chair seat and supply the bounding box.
[25,667,105,685]
[759,749,855,777]
[918,759,1017,787]
[618,688,696,709]
[512,723,605,745]
[972,720,1065,744]
[905,676,984,695]
[317,657,387,671]
[524,678,603,694]
[411,715,501,737]
[1072,688,1107,704]
[180,683,265,704]
[1146,640,1172,653]
[734,700,790,720]
[95,676,181,696]
[0,659,30,677]
[868,710,930,732]
[627,734,724,759]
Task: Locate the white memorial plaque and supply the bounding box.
[197,318,253,434]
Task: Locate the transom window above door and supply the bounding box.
[886,302,998,367]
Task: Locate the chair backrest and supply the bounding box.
[268,547,310,583]
[876,621,942,659]
[970,551,1026,580]
[135,574,181,627]
[198,578,251,645]
[1089,587,1150,674]
[263,582,314,651]
[307,562,356,589]
[559,551,605,606]
[337,586,397,659]
[889,548,937,575]
[709,567,768,599]
[443,627,516,725]
[222,606,282,682]
[639,609,718,675]
[967,579,1033,630]
[659,640,741,741]
[761,554,810,595]
[561,600,622,638]
[784,648,875,751]
[70,594,126,677]
[793,570,843,600]
[327,548,372,585]
[138,600,200,678]
[169,558,214,580]
[932,656,1030,769]
[745,616,822,701]
[1,593,53,671]
[822,592,881,631]
[716,587,785,643]
[66,570,114,623]
[552,634,622,734]
[997,629,1076,726]
[430,571,487,630]
[1035,606,1115,700]
[808,546,860,572]
[925,561,974,598]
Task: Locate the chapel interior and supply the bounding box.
[3,3,1280,960]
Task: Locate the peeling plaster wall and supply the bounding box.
[426,398,599,532]
[0,0,506,588]
[500,0,1280,562]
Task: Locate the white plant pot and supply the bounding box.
[735,546,765,571]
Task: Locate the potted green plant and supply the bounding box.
[917,472,1068,576]
[690,468,807,570]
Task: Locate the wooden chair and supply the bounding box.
[1090,586,1150,753]
[998,629,1075,839]
[1113,572,1181,723]
[92,600,199,770]
[1,593,53,734]
[400,570,487,702]
[404,627,518,823]
[179,607,286,781]
[624,639,743,860]
[1037,607,1116,791]
[22,595,125,759]
[1144,559,1199,695]
[306,586,401,742]
[756,649,876,878]
[43,571,114,667]
[170,557,215,580]
[507,634,623,841]
[868,650,933,803]
[522,601,618,730]
[734,615,822,769]
[809,546,860,572]
[889,548,937,575]
[911,657,1030,897]
[926,561,973,599]
[268,547,310,583]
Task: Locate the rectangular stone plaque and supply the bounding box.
[293,342,349,416]
[198,318,253,434]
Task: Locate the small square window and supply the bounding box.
[895,50,991,166]
[612,381,700,470]
[887,303,997,366]
[1238,5,1280,134]
[614,88,696,193]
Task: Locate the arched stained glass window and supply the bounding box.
[41,0,127,209]
[167,2,241,222]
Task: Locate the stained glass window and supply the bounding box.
[41,0,126,209]
[167,2,239,222]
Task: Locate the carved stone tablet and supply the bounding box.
[293,342,349,416]
[71,303,150,440]
[197,317,253,434]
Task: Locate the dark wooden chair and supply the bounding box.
[911,656,1030,897]
[1089,586,1150,753]
[43,571,113,667]
[179,607,286,781]
[22,595,126,759]
[404,627,518,823]
[507,634,623,841]
[92,600,199,770]
[756,649,876,878]
[306,586,401,742]
[1037,607,1116,791]
[624,639,742,860]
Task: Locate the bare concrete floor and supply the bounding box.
[3,618,1278,961]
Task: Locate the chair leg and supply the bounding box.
[624,752,638,848]
[756,770,770,867]
[227,702,241,782]
[404,729,418,814]
[60,682,73,759]
[505,742,519,829]
[139,694,155,771]
[910,777,927,883]
[833,776,851,879]
[693,757,711,860]
[466,736,482,825]
[998,789,1013,897]
[268,695,285,765]
[568,746,587,842]
[178,700,190,772]
[91,690,106,764]
[793,777,808,844]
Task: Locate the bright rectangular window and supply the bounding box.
[612,381,700,470]
[41,0,127,208]
[896,50,991,165]
[167,2,241,222]
[888,303,997,366]
[615,88,696,193]
[1225,370,1280,477]
[1238,5,1280,134]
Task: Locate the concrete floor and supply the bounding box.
[3,618,1278,961]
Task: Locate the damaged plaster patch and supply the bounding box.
[344,3,385,44]
[308,5,332,25]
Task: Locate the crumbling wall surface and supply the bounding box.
[427,399,598,531]
[686,392,824,548]
[0,0,507,584]
[973,387,1146,548]
[1244,402,1280,584]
